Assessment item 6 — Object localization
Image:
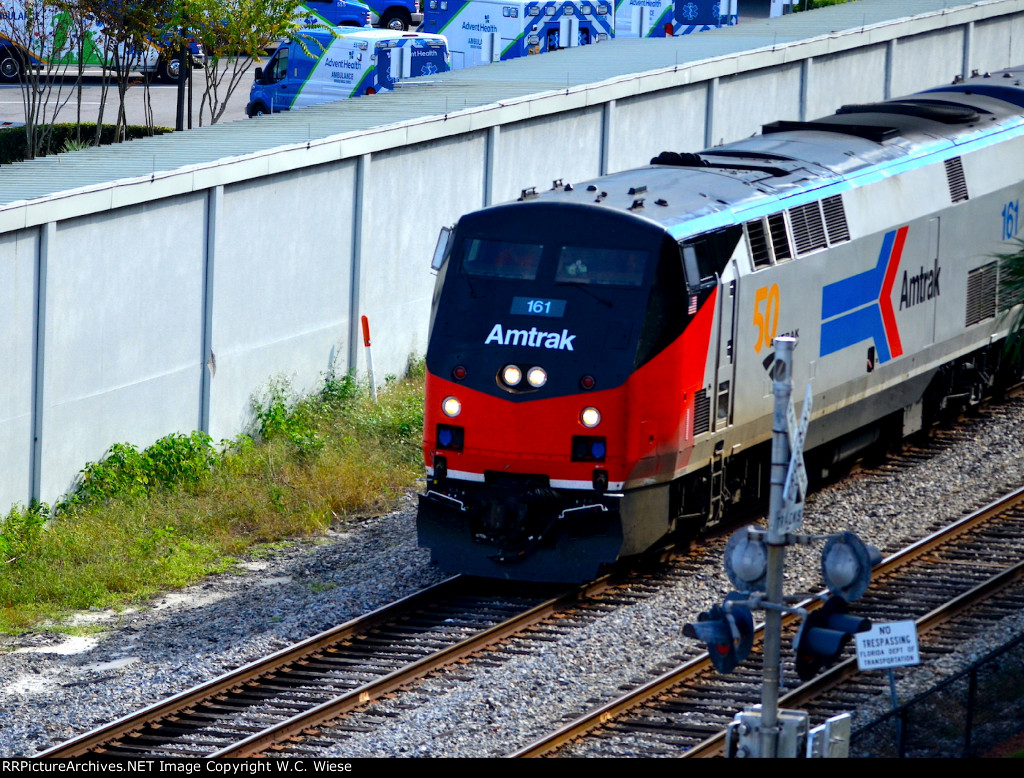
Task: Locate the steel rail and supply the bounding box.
[511,485,1024,758]
[37,576,468,757]
[210,573,617,757]
[41,571,622,758]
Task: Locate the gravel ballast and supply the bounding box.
[2,399,1024,758]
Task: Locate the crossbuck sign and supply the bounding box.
[777,384,812,535]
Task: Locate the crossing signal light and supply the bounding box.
[683,593,754,674]
[821,531,882,602]
[794,596,871,681]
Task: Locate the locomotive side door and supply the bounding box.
[682,230,741,432]
[713,261,739,431]
[928,216,940,346]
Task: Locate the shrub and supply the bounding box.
[0,124,173,164]
[0,505,48,563]
[69,431,218,508]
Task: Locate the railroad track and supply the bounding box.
[510,486,1024,757]
[39,551,711,758]
[38,577,571,757]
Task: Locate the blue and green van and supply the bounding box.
[247,28,449,116]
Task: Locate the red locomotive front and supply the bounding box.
[418,200,722,581]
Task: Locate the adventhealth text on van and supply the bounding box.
[246,28,449,116]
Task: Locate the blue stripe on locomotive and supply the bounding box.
[821,230,897,321]
[821,307,893,365]
[820,230,901,365]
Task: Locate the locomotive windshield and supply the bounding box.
[459,239,649,287]
[462,239,544,280]
[555,246,648,287]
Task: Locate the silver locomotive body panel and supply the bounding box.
[691,130,1024,478]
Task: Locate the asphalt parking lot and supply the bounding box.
[0,57,263,130]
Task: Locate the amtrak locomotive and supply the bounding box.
[418,67,1024,582]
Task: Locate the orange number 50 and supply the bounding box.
[753,284,780,354]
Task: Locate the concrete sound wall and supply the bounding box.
[0,228,38,507]
[38,197,208,500]
[3,1,1024,508]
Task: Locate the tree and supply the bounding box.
[173,0,304,126]
[0,0,87,158]
[86,0,177,141]
[997,238,1024,377]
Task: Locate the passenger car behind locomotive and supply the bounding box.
[418,67,1024,582]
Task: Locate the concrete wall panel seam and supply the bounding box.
[199,185,222,435]
[347,154,370,374]
[28,222,51,505]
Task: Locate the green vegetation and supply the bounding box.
[0,123,172,164]
[181,0,310,126]
[0,366,425,634]
[997,238,1024,371]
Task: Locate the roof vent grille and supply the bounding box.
[745,219,771,268]
[945,157,969,203]
[822,194,850,243]
[767,213,791,263]
[789,202,827,255]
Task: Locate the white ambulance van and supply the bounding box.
[247,28,449,116]
[421,0,611,70]
[613,0,736,38]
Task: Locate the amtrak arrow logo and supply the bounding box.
[819,226,907,364]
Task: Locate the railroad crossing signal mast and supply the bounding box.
[684,337,879,758]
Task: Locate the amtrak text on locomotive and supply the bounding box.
[484,324,576,350]
[899,258,941,310]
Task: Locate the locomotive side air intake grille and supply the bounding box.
[965,262,997,326]
[767,213,792,262]
[745,220,771,268]
[789,202,827,255]
[822,194,850,243]
[693,389,711,436]
[998,258,1024,310]
[945,157,969,203]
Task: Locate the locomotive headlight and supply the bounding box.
[502,364,523,386]
[442,396,462,418]
[526,366,547,388]
[580,407,601,428]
